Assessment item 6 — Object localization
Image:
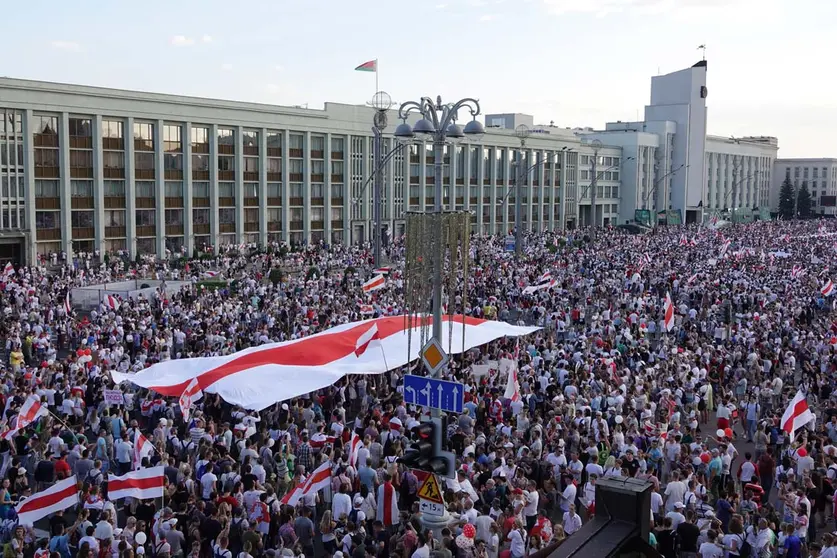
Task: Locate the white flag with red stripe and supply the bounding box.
[822,279,834,297]
[372,266,391,275]
[348,431,363,467]
[104,294,121,310]
[64,292,72,315]
[362,274,386,293]
[280,461,332,506]
[663,292,675,332]
[16,475,78,525]
[179,377,203,423]
[719,238,731,258]
[781,391,815,442]
[112,315,538,411]
[309,432,338,449]
[134,429,154,470]
[3,262,14,276]
[2,395,48,440]
[354,323,381,357]
[359,304,375,315]
[504,339,521,402]
[791,265,804,279]
[108,466,165,501]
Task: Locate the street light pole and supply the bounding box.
[369,92,394,267]
[395,96,484,370]
[589,140,602,237]
[513,125,531,258]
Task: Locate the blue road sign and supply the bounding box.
[504,235,516,252]
[403,375,464,414]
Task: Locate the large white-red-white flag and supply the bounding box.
[663,292,675,332]
[504,339,521,402]
[781,391,815,442]
[348,431,363,467]
[179,377,203,423]
[361,275,386,293]
[108,466,165,501]
[112,315,538,411]
[134,429,154,470]
[354,324,381,357]
[16,476,79,525]
[104,294,121,310]
[280,461,332,506]
[822,279,834,297]
[2,395,48,440]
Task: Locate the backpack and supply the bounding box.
[213,546,231,558]
[228,518,244,556]
[348,508,360,526]
[739,532,752,558]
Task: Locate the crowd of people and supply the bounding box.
[1,218,837,558]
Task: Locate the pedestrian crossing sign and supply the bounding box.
[417,474,444,505]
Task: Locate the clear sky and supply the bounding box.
[5,0,833,157]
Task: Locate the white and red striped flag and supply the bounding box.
[2,395,49,440]
[361,274,385,293]
[203,270,220,278]
[536,271,552,284]
[16,476,79,525]
[791,265,804,279]
[108,466,165,500]
[309,432,338,449]
[179,377,203,423]
[663,292,675,332]
[348,432,363,467]
[719,239,731,258]
[354,323,381,357]
[372,266,391,275]
[781,391,815,442]
[280,461,332,506]
[64,292,72,315]
[686,273,698,284]
[104,294,120,310]
[3,262,14,276]
[134,429,154,470]
[359,304,375,315]
[822,279,835,297]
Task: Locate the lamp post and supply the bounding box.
[588,140,602,236]
[512,125,531,257]
[394,96,484,368]
[369,92,395,267]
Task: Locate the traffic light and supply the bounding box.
[398,418,456,478]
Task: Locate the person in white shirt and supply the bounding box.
[560,474,577,513]
[200,469,217,500]
[664,471,687,512]
[562,504,582,535]
[331,484,352,521]
[665,502,686,529]
[697,529,724,558]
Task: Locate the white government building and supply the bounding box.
[771,158,837,216]
[0,63,796,265]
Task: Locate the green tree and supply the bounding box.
[797,181,813,219]
[268,268,284,286]
[778,177,795,220]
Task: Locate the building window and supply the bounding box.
[165,209,183,225]
[311,136,325,152]
[69,118,91,138]
[71,180,93,197]
[219,208,235,224]
[164,124,182,152]
[289,134,303,150]
[218,156,234,172]
[103,151,124,171]
[192,154,209,171]
[104,181,125,196]
[331,137,344,153]
[135,152,154,170]
[136,209,156,226]
[105,210,125,226]
[136,182,155,198]
[133,122,154,144]
[165,182,183,197]
[244,157,259,173]
[34,115,58,135]
[290,184,303,198]
[35,211,59,229]
[193,208,210,224]
[219,183,234,198]
[35,180,59,197]
[103,120,123,139]
[268,184,282,198]
[193,182,210,198]
[71,211,94,228]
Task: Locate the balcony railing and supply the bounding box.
[102,138,124,151]
[165,197,184,208]
[311,197,324,206]
[331,220,343,229]
[331,151,344,160]
[71,167,94,179]
[311,150,324,159]
[243,145,259,156]
[219,223,235,233]
[71,197,94,210]
[456,178,464,185]
[165,169,183,180]
[192,197,210,208]
[165,225,184,235]
[135,197,155,209]
[104,167,125,179]
[289,173,303,182]
[218,197,235,207]
[35,167,60,179]
[192,170,209,180]
[218,170,234,181]
[244,222,259,232]
[289,197,303,206]
[410,176,419,184]
[267,197,282,206]
[244,197,259,207]
[310,220,324,230]
[243,172,259,181]
[311,173,324,182]
[218,145,234,155]
[267,172,282,182]
[133,139,154,152]
[70,136,92,149]
[331,174,344,182]
[409,197,419,205]
[104,197,125,209]
[194,223,210,234]
[267,147,281,157]
[105,226,125,237]
[36,198,60,210]
[72,227,94,239]
[34,134,59,148]
[136,225,156,237]
[268,222,282,232]
[192,143,209,154]
[135,169,155,180]
[37,228,61,241]
[290,221,303,231]
[289,148,303,158]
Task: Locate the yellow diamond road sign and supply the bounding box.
[417,474,444,505]
[420,339,448,374]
